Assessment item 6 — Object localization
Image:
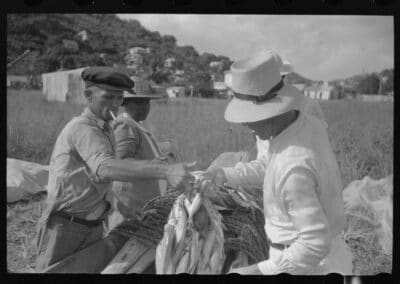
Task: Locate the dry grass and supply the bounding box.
[6,89,393,274]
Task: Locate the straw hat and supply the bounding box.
[123,76,162,100]
[280,60,294,76]
[224,50,303,123]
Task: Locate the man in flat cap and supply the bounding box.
[35,67,196,272]
[201,51,353,275]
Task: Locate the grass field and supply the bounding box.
[7,89,393,274]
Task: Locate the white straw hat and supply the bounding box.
[224,50,302,123]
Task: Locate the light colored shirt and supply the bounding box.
[111,112,165,218]
[223,113,345,274]
[40,108,115,223]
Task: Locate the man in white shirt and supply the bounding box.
[202,50,353,275]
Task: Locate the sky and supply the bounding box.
[117,14,393,81]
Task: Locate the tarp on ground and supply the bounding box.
[7,158,49,203]
[343,175,393,255]
[42,67,87,105]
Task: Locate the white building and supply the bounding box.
[224,71,232,89]
[213,81,227,91]
[210,61,223,70]
[42,67,88,105]
[77,30,88,41]
[165,57,176,68]
[303,82,334,100]
[166,86,185,98]
[6,75,29,88]
[128,47,147,55]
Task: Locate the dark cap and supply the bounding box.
[81,66,135,93]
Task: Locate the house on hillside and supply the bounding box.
[209,61,223,70]
[165,57,176,69]
[42,67,88,105]
[77,30,88,41]
[125,53,143,68]
[129,47,149,56]
[166,86,185,98]
[303,82,334,100]
[173,70,185,84]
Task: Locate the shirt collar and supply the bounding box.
[268,111,304,150]
[82,107,109,132]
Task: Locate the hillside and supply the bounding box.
[330,68,394,95]
[285,72,313,85]
[10,13,392,95]
[7,14,233,90]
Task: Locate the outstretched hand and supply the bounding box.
[200,168,227,189]
[165,161,197,191]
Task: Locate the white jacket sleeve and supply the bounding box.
[257,167,332,274]
[221,155,267,189]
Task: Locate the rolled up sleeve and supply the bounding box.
[71,124,115,182]
[113,120,139,159]
[222,156,267,189]
[258,167,332,274]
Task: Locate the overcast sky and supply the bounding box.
[117,14,393,81]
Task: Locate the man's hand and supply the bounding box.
[201,168,227,189]
[165,162,197,191]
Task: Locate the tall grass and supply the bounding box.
[7,90,393,187]
[7,89,393,273]
[7,90,85,164]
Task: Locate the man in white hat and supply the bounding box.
[256,59,328,159]
[202,51,353,275]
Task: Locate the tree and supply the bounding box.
[34,55,60,73]
[380,69,393,94]
[356,73,380,94]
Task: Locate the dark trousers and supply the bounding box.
[42,232,129,273]
[35,214,105,272]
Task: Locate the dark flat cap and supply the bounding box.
[81,67,135,93]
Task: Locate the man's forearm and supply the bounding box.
[98,158,168,182]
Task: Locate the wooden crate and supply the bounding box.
[102,237,155,274]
